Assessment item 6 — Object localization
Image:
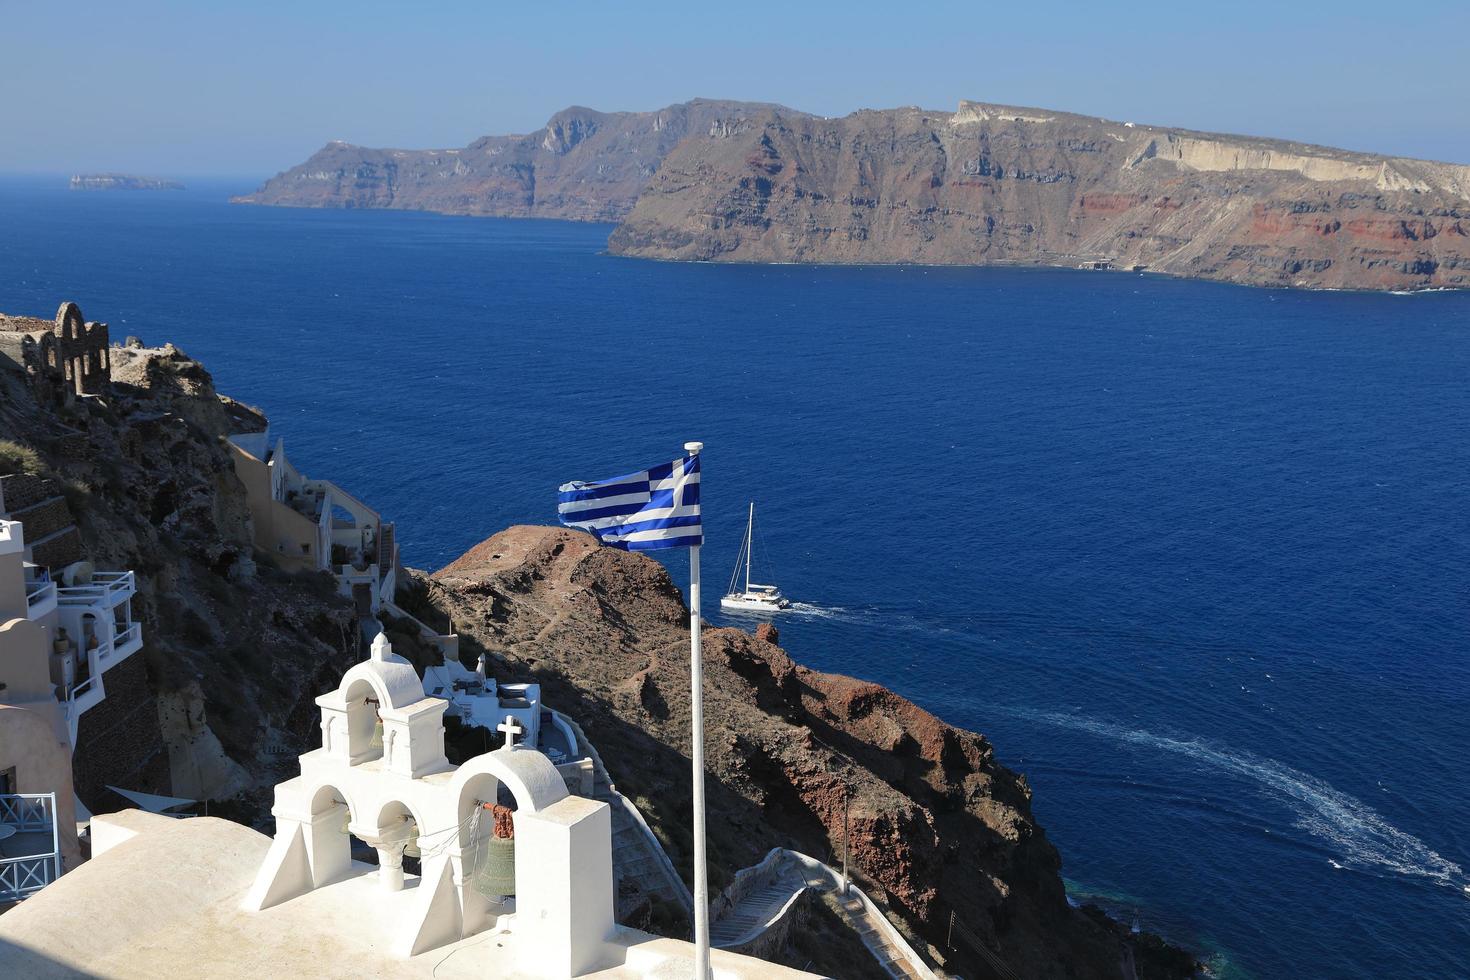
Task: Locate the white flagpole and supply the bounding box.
[684,440,710,980]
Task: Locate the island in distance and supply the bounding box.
[236,98,1470,292]
[70,173,184,191]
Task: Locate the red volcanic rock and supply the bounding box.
[610,100,1470,292]
[754,622,779,645]
[427,525,1189,978]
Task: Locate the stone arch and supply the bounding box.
[55,302,81,341]
[38,333,59,372]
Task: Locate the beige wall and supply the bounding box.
[0,618,54,704]
[227,443,319,571]
[0,704,82,871]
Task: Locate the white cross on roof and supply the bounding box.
[498,716,523,747]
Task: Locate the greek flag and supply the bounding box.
[557,453,702,551]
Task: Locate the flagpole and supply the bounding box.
[684,440,710,980]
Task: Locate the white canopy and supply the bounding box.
[106,785,197,814]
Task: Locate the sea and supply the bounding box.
[2,178,1466,979]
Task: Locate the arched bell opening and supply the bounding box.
[307,783,357,888]
[457,772,518,905]
[343,678,384,764]
[374,799,429,887]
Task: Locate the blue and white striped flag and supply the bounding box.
[557,453,702,551]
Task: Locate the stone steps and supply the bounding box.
[577,732,690,918]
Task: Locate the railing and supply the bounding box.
[552,709,695,917]
[0,793,61,903]
[57,570,135,605]
[112,622,142,655]
[67,674,97,704]
[25,579,57,609]
[945,906,1021,980]
[0,794,54,831]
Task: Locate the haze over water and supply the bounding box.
[3,179,1467,979]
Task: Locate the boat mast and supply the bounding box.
[745,502,754,593]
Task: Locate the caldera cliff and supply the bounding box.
[239,97,1470,291]
[232,100,798,222]
[608,100,1470,291]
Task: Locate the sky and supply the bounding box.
[3,0,1468,177]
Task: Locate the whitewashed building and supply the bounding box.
[228,427,397,616]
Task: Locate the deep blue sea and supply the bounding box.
[2,178,1467,978]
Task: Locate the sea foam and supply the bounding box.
[1016,709,1465,890]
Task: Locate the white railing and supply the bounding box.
[0,793,61,902]
[553,709,694,917]
[67,673,97,703]
[25,579,57,609]
[112,622,142,655]
[57,570,135,606]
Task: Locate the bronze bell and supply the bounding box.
[403,820,421,859]
[473,836,516,897]
[370,717,384,751]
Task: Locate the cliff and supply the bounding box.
[421,526,1196,979]
[609,100,1470,291]
[241,97,1470,291]
[232,100,798,222]
[0,336,358,810]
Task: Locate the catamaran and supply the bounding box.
[721,502,790,612]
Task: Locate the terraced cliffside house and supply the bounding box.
[227,424,397,620]
[0,508,144,750]
[0,634,815,979]
[0,521,84,905]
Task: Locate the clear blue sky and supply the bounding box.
[3,0,1467,176]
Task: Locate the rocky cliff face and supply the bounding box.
[609,100,1470,291]
[233,100,796,222]
[0,338,358,809]
[424,526,1195,979]
[240,96,1470,291]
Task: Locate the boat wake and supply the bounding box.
[782,601,865,621]
[1013,709,1466,891]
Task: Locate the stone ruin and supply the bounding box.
[0,301,112,403]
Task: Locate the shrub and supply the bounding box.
[0,439,44,477]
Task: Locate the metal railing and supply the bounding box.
[944,906,1020,980]
[0,793,61,903]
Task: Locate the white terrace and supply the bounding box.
[1,518,142,743]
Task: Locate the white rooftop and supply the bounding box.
[0,810,818,979]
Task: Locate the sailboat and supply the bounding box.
[721,503,790,613]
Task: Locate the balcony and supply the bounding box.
[56,570,136,608]
[0,793,62,904]
[110,621,142,660]
[24,577,57,620]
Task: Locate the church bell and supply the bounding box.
[473,836,516,898]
